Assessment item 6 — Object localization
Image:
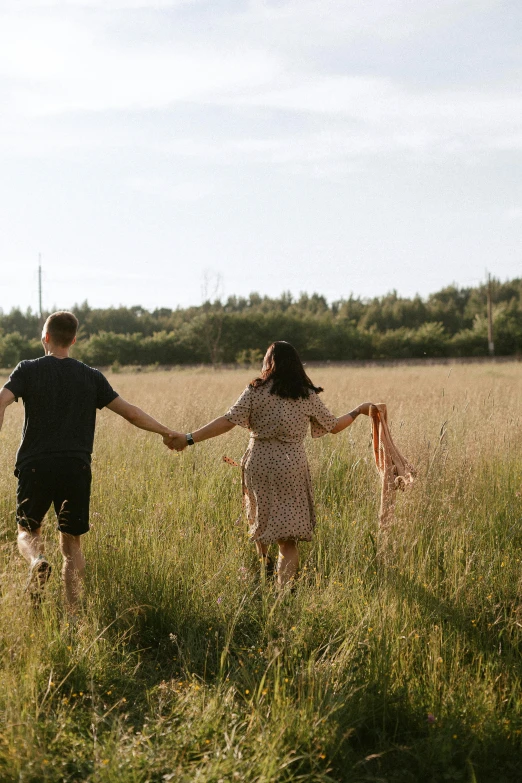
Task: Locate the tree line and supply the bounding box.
[1,279,521,368]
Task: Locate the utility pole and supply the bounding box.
[487,272,494,356]
[38,255,42,317]
[38,254,45,328]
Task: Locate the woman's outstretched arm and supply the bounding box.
[168,416,236,451]
[192,416,236,442]
[330,402,372,434]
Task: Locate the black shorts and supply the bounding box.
[16,456,92,536]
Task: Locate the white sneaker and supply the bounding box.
[26,555,52,602]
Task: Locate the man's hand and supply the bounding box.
[162,433,174,449]
[162,431,186,451]
[166,433,189,452]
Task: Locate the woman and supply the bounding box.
[170,342,371,587]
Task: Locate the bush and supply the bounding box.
[0,332,42,368]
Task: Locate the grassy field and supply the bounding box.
[0,363,521,783]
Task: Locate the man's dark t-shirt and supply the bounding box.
[5,356,118,469]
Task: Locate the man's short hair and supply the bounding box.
[43,311,79,347]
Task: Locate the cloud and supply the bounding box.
[0,0,520,171]
[2,0,198,8]
[127,176,215,200]
[227,0,502,50]
[0,10,280,116]
[231,75,522,145]
[504,207,522,221]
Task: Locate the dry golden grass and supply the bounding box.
[0,362,521,782]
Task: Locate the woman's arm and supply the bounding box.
[168,416,236,451]
[330,402,372,434]
[193,415,236,443]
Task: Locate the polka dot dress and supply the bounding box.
[224,381,338,544]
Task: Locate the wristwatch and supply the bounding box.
[186,432,195,446]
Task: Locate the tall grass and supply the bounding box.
[0,363,521,782]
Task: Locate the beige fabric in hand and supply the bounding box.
[369,403,416,528]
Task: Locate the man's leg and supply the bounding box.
[53,458,91,612]
[17,524,44,562]
[277,539,299,588]
[16,462,53,597]
[17,524,52,595]
[59,533,85,612]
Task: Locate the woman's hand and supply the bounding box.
[355,402,373,416]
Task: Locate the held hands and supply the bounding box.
[162,431,189,452]
[171,433,189,452]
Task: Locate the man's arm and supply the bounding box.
[0,387,15,433]
[106,396,178,442]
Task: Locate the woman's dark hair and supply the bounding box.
[250,341,323,400]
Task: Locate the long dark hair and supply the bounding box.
[250,341,323,399]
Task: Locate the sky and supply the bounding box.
[1,0,521,313]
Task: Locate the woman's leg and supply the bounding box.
[255,540,275,578]
[277,539,298,587]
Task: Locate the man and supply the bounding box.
[0,311,178,611]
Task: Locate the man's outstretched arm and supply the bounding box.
[0,387,15,433]
[106,396,178,444]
